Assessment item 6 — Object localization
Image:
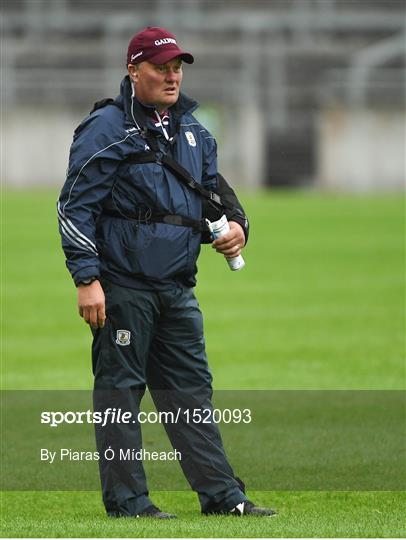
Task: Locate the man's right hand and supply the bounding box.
[78,280,106,329]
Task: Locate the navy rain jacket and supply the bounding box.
[58,76,248,289]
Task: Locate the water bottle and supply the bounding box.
[206,215,245,271]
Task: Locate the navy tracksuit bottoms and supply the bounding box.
[92,278,246,516]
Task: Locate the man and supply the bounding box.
[58,26,276,519]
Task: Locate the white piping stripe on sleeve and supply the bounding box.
[57,202,97,252]
[60,229,87,252]
[58,214,98,254]
[60,220,98,254]
[61,132,138,215]
[180,122,200,127]
[59,220,98,254]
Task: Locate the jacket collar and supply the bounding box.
[116,75,198,133]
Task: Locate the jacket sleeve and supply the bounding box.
[200,133,250,245]
[57,111,128,285]
[215,172,250,243]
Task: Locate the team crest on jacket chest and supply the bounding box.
[116,329,131,346]
[184,131,196,147]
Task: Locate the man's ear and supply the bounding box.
[128,64,139,83]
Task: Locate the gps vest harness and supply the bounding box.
[94,98,237,234]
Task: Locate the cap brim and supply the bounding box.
[147,49,194,65]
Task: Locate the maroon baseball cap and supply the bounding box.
[127,27,194,66]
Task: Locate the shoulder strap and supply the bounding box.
[88,104,235,213]
[160,154,233,211]
[125,138,234,212]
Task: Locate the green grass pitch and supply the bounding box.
[1,189,405,537]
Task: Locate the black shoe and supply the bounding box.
[137,504,176,519]
[229,500,277,517]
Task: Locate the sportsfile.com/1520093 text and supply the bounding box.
[40,408,253,427]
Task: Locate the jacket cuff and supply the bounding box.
[73,266,100,287]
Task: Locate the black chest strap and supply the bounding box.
[124,129,234,212]
[103,208,210,233]
[92,100,240,236]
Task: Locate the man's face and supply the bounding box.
[129,58,183,113]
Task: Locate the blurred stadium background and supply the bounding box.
[2,0,405,191]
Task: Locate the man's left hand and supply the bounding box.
[212,221,245,258]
